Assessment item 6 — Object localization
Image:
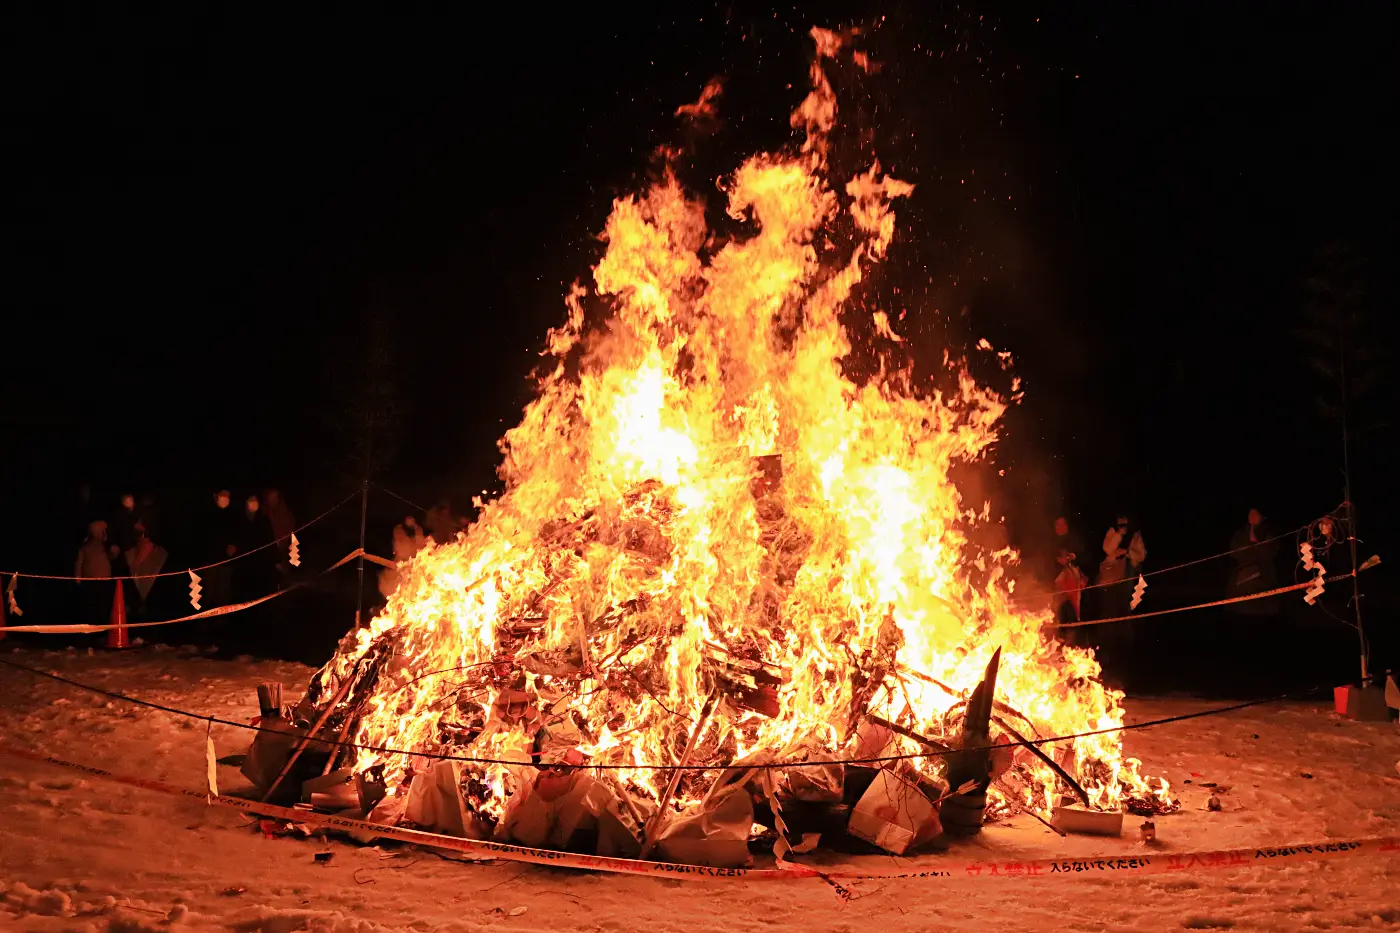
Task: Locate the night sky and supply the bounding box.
[4,4,1394,666]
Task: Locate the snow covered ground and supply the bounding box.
[1,645,1398,933]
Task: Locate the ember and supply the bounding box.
[290,27,1173,862]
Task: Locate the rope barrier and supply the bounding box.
[375,484,432,515]
[0,654,1349,772]
[1053,568,1362,629]
[0,489,361,582]
[0,549,366,635]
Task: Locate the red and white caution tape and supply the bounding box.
[2,743,1396,884]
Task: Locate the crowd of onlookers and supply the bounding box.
[67,485,298,627]
[1046,508,1284,671]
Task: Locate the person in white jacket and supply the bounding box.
[1097,516,1146,678]
[1100,515,1146,593]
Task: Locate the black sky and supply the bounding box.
[3,3,1394,585]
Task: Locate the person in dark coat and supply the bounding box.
[1226,508,1280,615]
[111,493,140,554]
[203,489,239,607]
[426,500,457,544]
[263,489,296,543]
[123,522,169,619]
[263,488,297,585]
[74,520,115,630]
[232,494,276,601]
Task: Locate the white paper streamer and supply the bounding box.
[1129,574,1147,611]
[1304,565,1327,605]
[188,570,202,611]
[288,533,301,569]
[205,721,219,802]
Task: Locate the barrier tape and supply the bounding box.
[1054,570,1360,629]
[2,742,1396,884]
[0,549,367,635]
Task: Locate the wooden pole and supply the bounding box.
[355,479,369,628]
[867,713,952,753]
[990,715,1091,807]
[640,688,718,859]
[868,713,1068,836]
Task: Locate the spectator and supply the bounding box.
[1099,514,1146,617]
[1227,508,1280,615]
[378,516,427,599]
[136,493,160,542]
[111,493,140,553]
[426,500,457,544]
[264,488,296,543]
[263,488,297,584]
[233,494,276,601]
[1051,516,1088,625]
[74,520,113,629]
[124,522,169,618]
[394,515,427,561]
[202,489,238,608]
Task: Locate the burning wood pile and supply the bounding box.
[243,28,1175,865]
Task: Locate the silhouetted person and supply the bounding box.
[111,493,140,553]
[136,493,160,542]
[1227,508,1280,615]
[264,488,297,584]
[201,489,238,608]
[124,522,169,619]
[74,520,114,630]
[232,495,276,601]
[426,500,457,543]
[379,515,427,599]
[1051,516,1087,625]
[264,488,295,543]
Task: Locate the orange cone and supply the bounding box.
[107,580,129,649]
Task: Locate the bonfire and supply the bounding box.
[265,27,1174,864]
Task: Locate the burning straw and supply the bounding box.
[258,27,1174,865]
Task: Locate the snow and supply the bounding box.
[2,646,1398,933]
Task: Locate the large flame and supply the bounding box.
[319,28,1165,826]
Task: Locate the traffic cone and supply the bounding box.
[107,579,129,649]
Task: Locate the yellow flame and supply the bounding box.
[319,26,1165,823]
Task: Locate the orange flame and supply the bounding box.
[319,27,1167,824]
